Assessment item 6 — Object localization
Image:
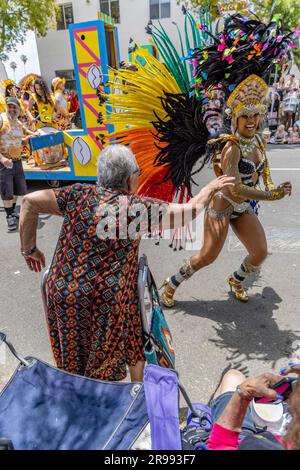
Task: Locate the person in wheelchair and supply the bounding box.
[19,144,234,382]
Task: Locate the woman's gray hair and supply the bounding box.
[97,144,138,189]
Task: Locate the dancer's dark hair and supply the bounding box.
[34,78,53,105]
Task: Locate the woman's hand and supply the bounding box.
[238,373,283,401]
[1,156,13,169]
[278,181,292,197]
[281,362,300,378]
[206,175,236,194]
[24,248,46,273]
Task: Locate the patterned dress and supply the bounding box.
[46,184,167,381]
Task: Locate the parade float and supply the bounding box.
[24,12,120,183]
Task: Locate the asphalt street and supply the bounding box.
[1,145,300,404]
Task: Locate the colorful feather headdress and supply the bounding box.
[18,74,41,92]
[191,14,297,97]
[227,74,269,129]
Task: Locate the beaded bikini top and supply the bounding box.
[210,134,267,186]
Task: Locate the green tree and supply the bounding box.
[9,60,17,80]
[0,0,58,53]
[254,0,300,30]
[0,52,9,62]
[179,1,300,29]
[178,1,251,19]
[20,54,28,74]
[253,1,300,66]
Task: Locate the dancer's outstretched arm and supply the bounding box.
[161,175,235,230]
[222,143,292,201]
[261,156,276,190]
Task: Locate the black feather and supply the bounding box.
[152,93,211,197]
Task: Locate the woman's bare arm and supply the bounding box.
[26,96,36,123]
[20,189,62,253]
[161,175,235,230]
[222,143,286,201]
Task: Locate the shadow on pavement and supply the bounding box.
[172,286,300,370]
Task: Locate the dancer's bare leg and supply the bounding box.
[161,202,231,307]
[190,211,230,270]
[228,213,268,300]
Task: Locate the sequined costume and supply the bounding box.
[160,15,295,306]
[103,9,295,305]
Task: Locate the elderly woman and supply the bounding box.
[19,144,234,382]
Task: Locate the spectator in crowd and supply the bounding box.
[52,77,72,130]
[295,119,300,129]
[291,125,300,144]
[262,128,271,143]
[67,90,81,129]
[282,75,299,131]
[278,76,285,101]
[68,89,80,114]
[267,84,281,131]
[207,364,300,450]
[270,124,287,144]
[0,97,38,232]
[5,82,20,99]
[287,127,294,144]
[287,126,300,145]
[19,144,234,382]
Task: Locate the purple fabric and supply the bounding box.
[187,403,212,430]
[143,365,182,450]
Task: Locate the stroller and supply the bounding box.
[0,255,212,450]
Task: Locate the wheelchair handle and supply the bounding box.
[0,332,30,367]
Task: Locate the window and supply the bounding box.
[55,69,76,90]
[57,3,74,30]
[150,0,170,20]
[100,0,120,24]
[105,27,118,68]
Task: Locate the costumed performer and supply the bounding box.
[26,78,55,129]
[52,77,72,130]
[161,14,294,306]
[103,11,295,305]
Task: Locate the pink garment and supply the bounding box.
[207,423,240,450]
[207,423,283,450]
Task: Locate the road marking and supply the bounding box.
[271,168,300,171]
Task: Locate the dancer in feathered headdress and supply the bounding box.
[161,13,295,306]
[106,9,296,305]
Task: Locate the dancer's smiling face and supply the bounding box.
[237,113,260,138]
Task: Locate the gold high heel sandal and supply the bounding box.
[160,278,175,308]
[227,276,249,302]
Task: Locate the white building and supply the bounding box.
[36,0,187,88]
